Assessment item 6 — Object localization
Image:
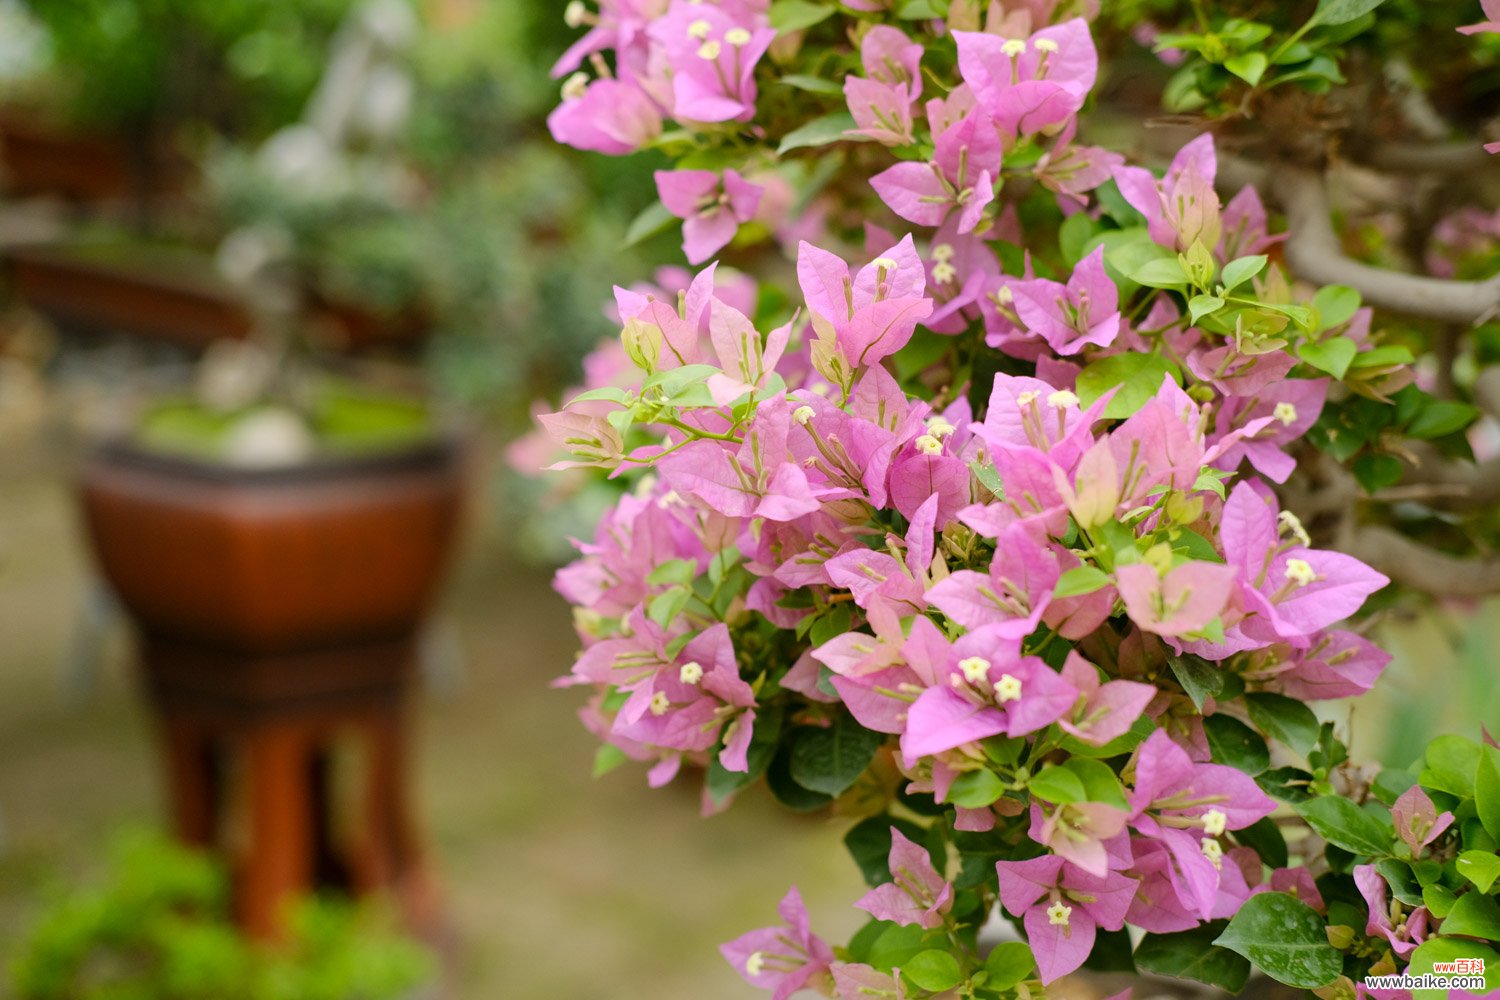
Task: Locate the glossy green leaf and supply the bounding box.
[1298,336,1358,379]
[1205,714,1271,775]
[1246,692,1321,755]
[1297,797,1392,856]
[1214,893,1341,989]
[903,950,963,992]
[1135,923,1251,992]
[1076,353,1179,419]
[778,112,858,154]
[790,713,884,795]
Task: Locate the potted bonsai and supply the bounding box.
[533,1,1500,997]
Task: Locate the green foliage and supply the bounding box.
[10,830,434,1000]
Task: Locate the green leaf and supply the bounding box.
[983,942,1034,990]
[706,708,782,804]
[1234,816,1289,868]
[868,923,945,971]
[1055,565,1110,598]
[1059,211,1095,266]
[1297,797,1392,856]
[1458,851,1500,894]
[1028,765,1087,804]
[646,558,697,587]
[1245,692,1321,755]
[647,586,690,629]
[777,112,858,154]
[564,385,632,407]
[1063,758,1130,809]
[1352,453,1403,494]
[1205,714,1271,775]
[1214,893,1341,989]
[1406,938,1499,999]
[1478,745,1500,841]
[1188,294,1225,324]
[789,712,885,796]
[778,73,843,95]
[896,0,945,17]
[1420,734,1480,798]
[1133,256,1191,288]
[1135,924,1251,992]
[767,742,834,812]
[1220,254,1268,291]
[1224,52,1268,86]
[592,743,628,778]
[1312,0,1391,26]
[844,816,926,887]
[1298,336,1358,379]
[903,950,963,992]
[949,769,1006,808]
[769,0,835,32]
[1076,353,1179,419]
[1439,891,1500,941]
[1408,400,1479,440]
[1167,654,1224,712]
[623,200,676,247]
[1313,284,1361,330]
[1375,859,1426,907]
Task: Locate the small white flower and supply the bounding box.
[1033,37,1060,53]
[561,71,589,101]
[872,256,899,271]
[994,285,1015,305]
[793,404,816,426]
[1201,837,1224,870]
[697,40,722,60]
[1278,509,1312,546]
[1001,38,1028,58]
[1046,901,1072,927]
[995,673,1023,703]
[687,18,712,39]
[958,656,991,684]
[930,243,956,263]
[564,1,589,28]
[926,417,957,438]
[1284,558,1316,587]
[1273,402,1298,426]
[745,952,766,976]
[915,434,943,455]
[679,661,704,685]
[1047,389,1079,409]
[1201,808,1228,837]
[1016,390,1041,406]
[649,692,672,716]
[932,261,957,285]
[725,27,752,46]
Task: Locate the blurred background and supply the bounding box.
[0,1,1495,998]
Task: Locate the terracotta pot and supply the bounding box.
[78,436,466,656]
[7,244,255,349]
[0,110,189,202]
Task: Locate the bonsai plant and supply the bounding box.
[0,0,351,204]
[10,829,435,1000]
[534,1,1500,997]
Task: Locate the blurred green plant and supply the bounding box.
[8,0,354,138]
[10,829,434,1000]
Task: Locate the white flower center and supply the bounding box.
[725,27,752,46]
[1047,389,1079,409]
[1046,901,1072,926]
[1201,808,1227,837]
[1033,37,1060,53]
[745,951,766,976]
[1277,510,1311,546]
[926,417,957,438]
[932,261,957,285]
[1284,558,1316,587]
[915,434,943,455]
[649,692,672,716]
[561,72,589,101]
[564,1,588,28]
[1016,390,1040,406]
[930,243,956,263]
[1001,38,1028,57]
[679,661,704,685]
[687,18,712,39]
[793,404,816,426]
[1201,837,1223,870]
[959,656,991,684]
[872,256,899,271]
[1273,402,1298,426]
[995,673,1023,703]
[697,40,722,60]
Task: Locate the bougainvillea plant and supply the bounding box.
[534,1,1500,997]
